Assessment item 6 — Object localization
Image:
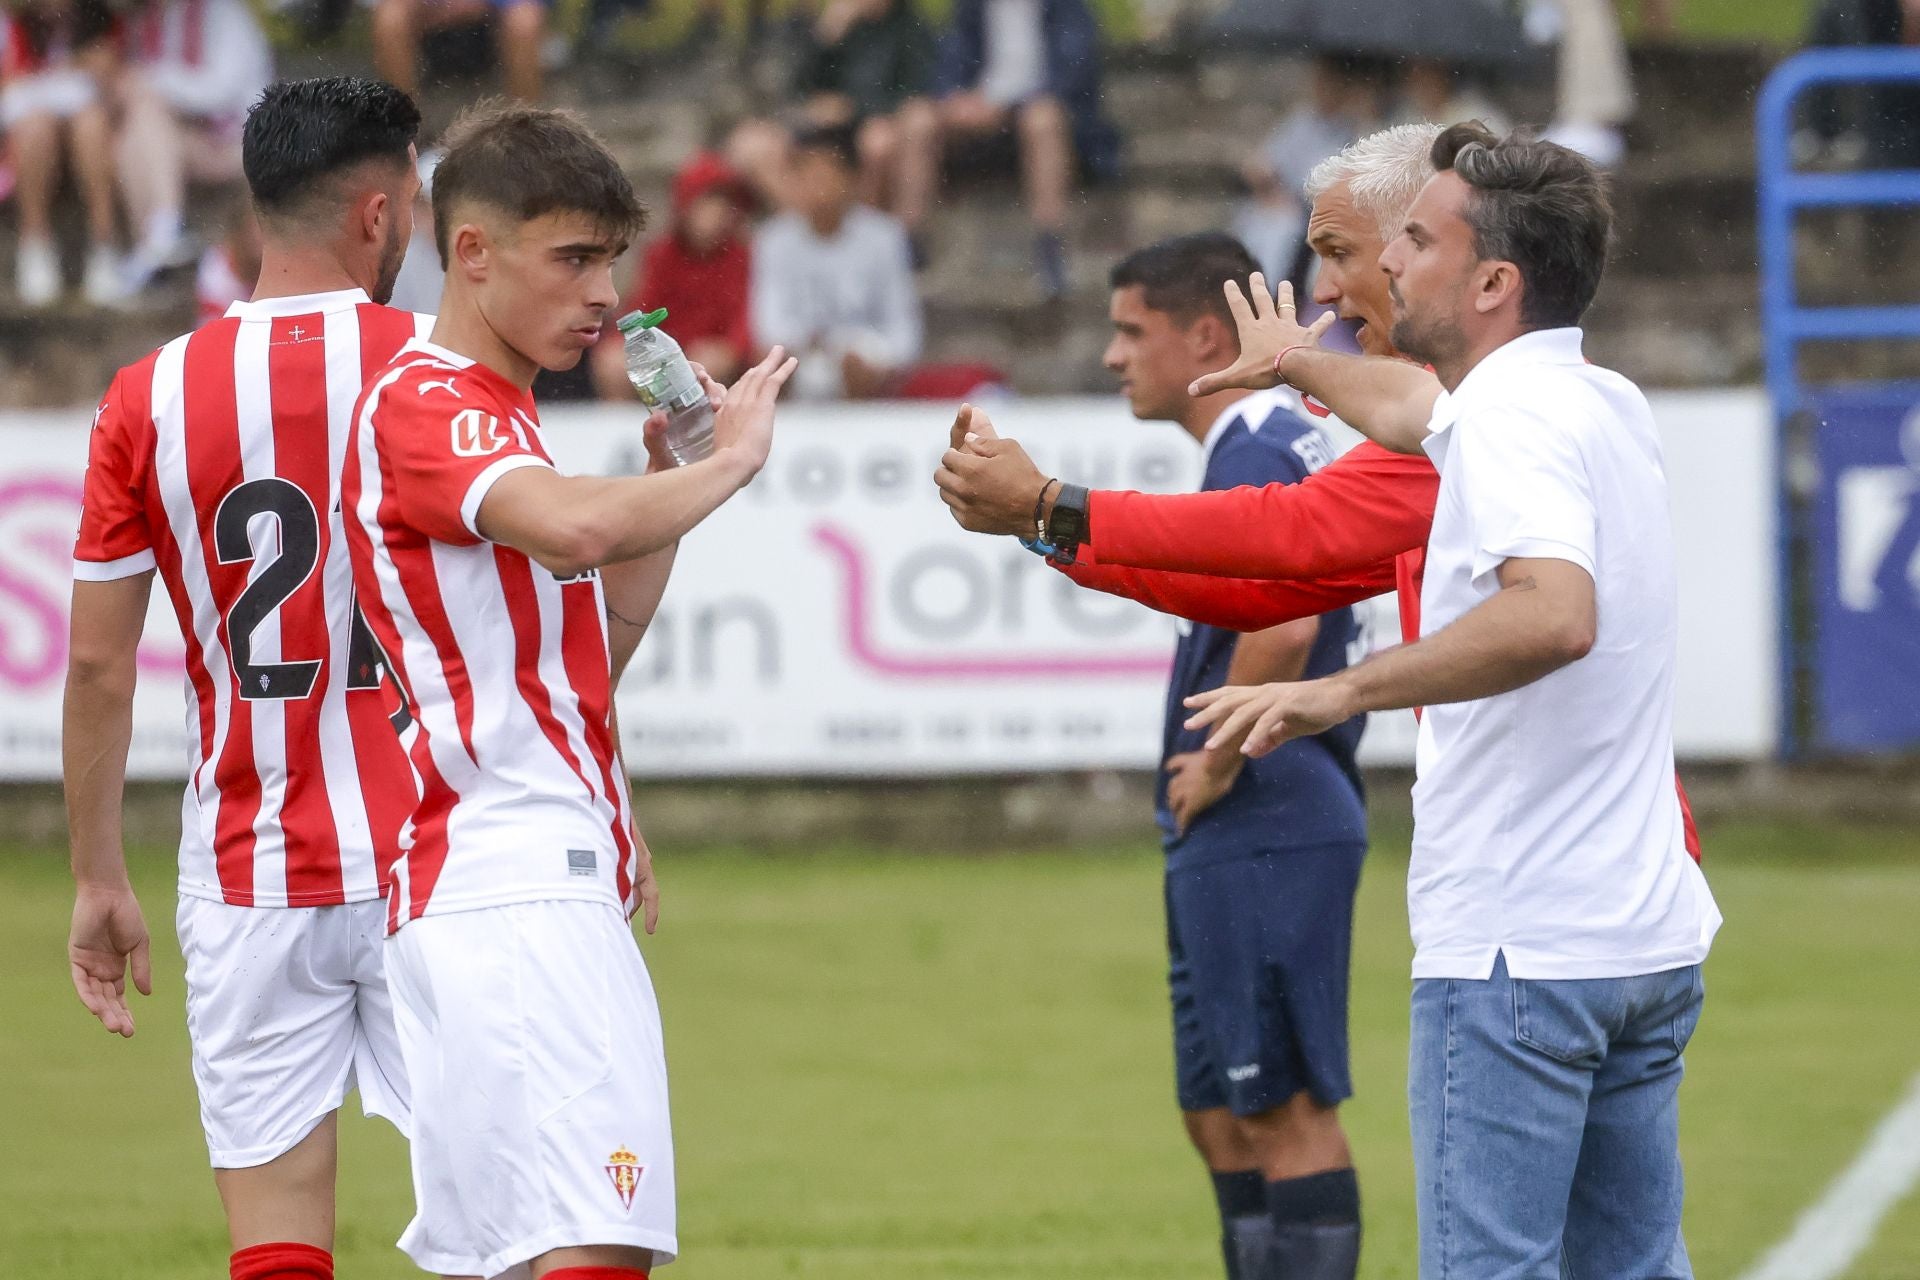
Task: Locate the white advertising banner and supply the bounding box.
[0,391,1775,779]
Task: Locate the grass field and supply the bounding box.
[4,814,1919,1278]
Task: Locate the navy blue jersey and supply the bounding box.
[1157,391,1368,864]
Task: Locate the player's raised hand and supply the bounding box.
[1183,676,1354,757]
[69,882,152,1038]
[1187,275,1336,399]
[711,346,799,475]
[935,403,1050,536]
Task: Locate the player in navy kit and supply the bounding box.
[938,233,1368,1280]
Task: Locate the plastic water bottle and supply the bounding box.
[617,307,715,465]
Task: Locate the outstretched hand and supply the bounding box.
[1187,274,1336,399]
[711,347,798,475]
[934,402,1053,537]
[1182,676,1355,758]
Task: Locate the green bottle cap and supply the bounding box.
[616,307,669,334]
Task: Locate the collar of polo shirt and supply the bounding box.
[1423,326,1588,466]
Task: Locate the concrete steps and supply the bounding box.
[0,40,1799,405]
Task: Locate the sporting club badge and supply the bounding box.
[605,1146,643,1211]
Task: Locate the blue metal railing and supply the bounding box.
[1756,47,1920,755]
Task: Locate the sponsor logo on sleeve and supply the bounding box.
[450,408,510,458]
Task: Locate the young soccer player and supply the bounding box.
[64,77,433,1280]
[342,101,796,1280]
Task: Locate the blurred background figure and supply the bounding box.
[1389,56,1507,133]
[384,144,443,314]
[794,0,938,244]
[1532,0,1636,166]
[751,121,921,400]
[371,0,547,101]
[931,0,1119,299]
[1797,0,1920,167]
[1,0,122,306]
[114,0,273,297]
[1234,53,1385,285]
[595,148,755,400]
[191,192,258,324]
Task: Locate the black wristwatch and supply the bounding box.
[1045,483,1091,564]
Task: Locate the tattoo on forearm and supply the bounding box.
[606,606,647,631]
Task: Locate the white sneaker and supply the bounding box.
[17,238,60,307]
[83,245,128,307]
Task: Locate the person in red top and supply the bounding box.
[936,122,1703,859]
[65,77,435,1280]
[592,149,755,399]
[344,101,796,1280]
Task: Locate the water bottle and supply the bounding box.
[617,307,715,465]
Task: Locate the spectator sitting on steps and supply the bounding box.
[932,0,1120,300]
[595,149,756,400]
[1,0,124,307]
[751,122,921,400]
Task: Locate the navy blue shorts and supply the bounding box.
[1166,841,1366,1116]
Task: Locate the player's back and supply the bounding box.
[74,289,433,908]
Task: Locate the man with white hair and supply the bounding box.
[934,125,1441,632]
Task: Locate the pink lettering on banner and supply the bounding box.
[0,476,185,693]
[811,522,1171,679]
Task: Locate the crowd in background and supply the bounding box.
[2,0,1875,404]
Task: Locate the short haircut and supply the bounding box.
[1108,233,1261,331]
[1304,122,1443,240]
[432,100,647,267]
[242,77,420,221]
[1430,121,1613,329]
[791,121,859,170]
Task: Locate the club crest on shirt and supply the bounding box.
[450,408,510,457]
[605,1146,643,1211]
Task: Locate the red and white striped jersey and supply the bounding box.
[73,289,434,908]
[343,339,638,933]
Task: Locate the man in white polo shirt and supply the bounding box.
[1186,122,1722,1278]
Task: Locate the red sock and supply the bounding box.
[229,1242,333,1280]
[541,1268,650,1280]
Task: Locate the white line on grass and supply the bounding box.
[1738,1069,1920,1280]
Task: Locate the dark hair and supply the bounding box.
[243,77,420,219]
[1109,232,1261,331]
[1429,121,1612,328]
[791,121,859,170]
[432,100,647,267]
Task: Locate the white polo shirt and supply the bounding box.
[1409,327,1721,981]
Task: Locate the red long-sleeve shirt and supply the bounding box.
[1059,438,1703,860]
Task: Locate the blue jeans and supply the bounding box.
[1408,954,1705,1280]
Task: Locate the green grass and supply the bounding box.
[1654,0,1809,44]
[2,816,1918,1277]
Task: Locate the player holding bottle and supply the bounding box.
[343,101,796,1280]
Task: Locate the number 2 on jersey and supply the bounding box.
[215,477,385,702]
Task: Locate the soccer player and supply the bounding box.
[64,77,433,1280]
[342,101,797,1280]
[1097,232,1372,1278]
[1187,123,1720,1278]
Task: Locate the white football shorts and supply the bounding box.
[386,898,678,1279]
[175,895,409,1168]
